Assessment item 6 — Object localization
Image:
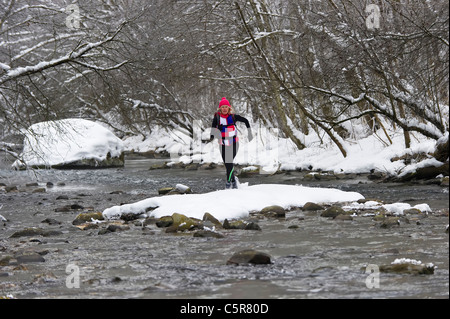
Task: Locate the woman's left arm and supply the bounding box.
[235,115,253,141]
[234,115,250,128]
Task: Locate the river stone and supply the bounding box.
[193,230,225,238]
[321,206,346,218]
[334,214,353,221]
[223,219,260,230]
[72,212,104,225]
[226,249,271,265]
[260,205,285,218]
[98,222,130,235]
[41,218,61,225]
[15,252,45,264]
[120,212,141,222]
[302,202,324,211]
[5,185,18,193]
[0,256,15,266]
[202,212,222,228]
[150,162,169,170]
[403,208,422,215]
[379,263,435,275]
[10,228,63,238]
[244,222,262,231]
[158,187,174,195]
[75,223,99,231]
[156,216,173,228]
[380,217,401,229]
[169,184,192,195]
[106,224,130,232]
[164,213,201,233]
[223,219,244,229]
[32,187,46,193]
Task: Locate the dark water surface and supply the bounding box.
[0,159,448,299]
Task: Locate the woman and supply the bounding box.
[210,97,253,189]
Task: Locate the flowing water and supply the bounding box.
[0,158,448,299]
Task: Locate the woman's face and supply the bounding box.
[220,105,230,114]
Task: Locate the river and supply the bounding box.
[0,158,448,299]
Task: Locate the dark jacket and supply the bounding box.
[210,112,251,145]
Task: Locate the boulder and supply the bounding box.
[226,249,271,265]
[149,162,169,170]
[158,184,192,195]
[302,202,324,211]
[379,260,435,275]
[223,219,261,230]
[72,212,104,225]
[158,187,174,195]
[157,213,202,233]
[259,205,285,218]
[156,216,173,228]
[202,212,222,229]
[320,206,346,218]
[193,230,225,238]
[10,227,63,238]
[98,222,130,235]
[380,217,401,229]
[14,252,45,264]
[334,214,353,221]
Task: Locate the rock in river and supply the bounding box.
[72,212,104,225]
[259,205,286,218]
[226,249,272,265]
[10,227,63,238]
[320,206,346,218]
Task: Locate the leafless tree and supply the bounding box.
[1,0,448,161]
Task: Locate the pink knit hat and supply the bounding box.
[219,97,230,108]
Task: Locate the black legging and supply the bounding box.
[220,143,239,182]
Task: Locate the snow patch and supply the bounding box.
[102,183,364,221]
[13,118,123,168]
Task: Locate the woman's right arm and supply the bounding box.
[210,115,219,140]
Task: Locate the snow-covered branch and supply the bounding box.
[0,21,126,86]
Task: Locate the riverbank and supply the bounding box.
[0,158,449,299]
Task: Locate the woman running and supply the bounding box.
[210,97,253,189]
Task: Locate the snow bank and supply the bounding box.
[102,184,364,221]
[122,122,444,177]
[13,118,124,169]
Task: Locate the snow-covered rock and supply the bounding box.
[102,183,365,221]
[13,118,124,169]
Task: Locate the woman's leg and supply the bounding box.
[221,143,239,184]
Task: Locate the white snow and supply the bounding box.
[102,184,365,221]
[343,201,431,216]
[12,118,123,168]
[391,258,435,269]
